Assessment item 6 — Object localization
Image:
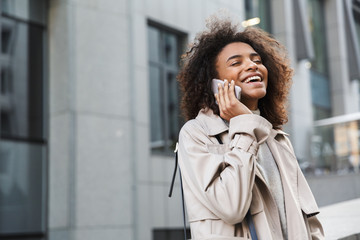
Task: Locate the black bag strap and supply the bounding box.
[168,143,187,240]
[168,143,178,198]
[169,134,258,240]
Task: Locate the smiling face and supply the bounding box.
[215,42,268,110]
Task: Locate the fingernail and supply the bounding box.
[231,80,234,84]
[218,83,221,87]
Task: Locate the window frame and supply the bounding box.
[147,20,186,154]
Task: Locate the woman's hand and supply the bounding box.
[215,79,252,121]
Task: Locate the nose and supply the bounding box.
[245,59,258,71]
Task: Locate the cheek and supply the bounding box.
[217,68,234,80]
[262,67,269,86]
[216,66,227,80]
[262,66,268,77]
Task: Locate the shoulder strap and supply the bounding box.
[168,143,178,198]
[168,143,187,240]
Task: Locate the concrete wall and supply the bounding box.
[48,0,245,240]
[48,0,133,239]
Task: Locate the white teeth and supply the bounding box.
[244,76,261,83]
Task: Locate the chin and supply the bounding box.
[244,92,266,100]
[258,92,267,99]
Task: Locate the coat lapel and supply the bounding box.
[267,130,309,238]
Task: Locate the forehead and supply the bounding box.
[218,42,257,59]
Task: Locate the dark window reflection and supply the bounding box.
[0,19,44,141]
[308,0,331,120]
[1,26,11,53]
[353,0,360,47]
[148,24,185,153]
[0,1,47,238]
[245,0,272,33]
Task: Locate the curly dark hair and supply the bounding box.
[178,19,293,129]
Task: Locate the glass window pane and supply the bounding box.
[149,65,164,145]
[0,238,44,240]
[310,70,331,109]
[0,18,44,140]
[245,0,272,33]
[148,26,160,63]
[0,140,46,234]
[308,0,328,74]
[310,120,360,175]
[258,0,272,32]
[353,0,360,47]
[1,0,47,25]
[164,33,178,66]
[310,69,331,120]
[308,0,331,120]
[167,71,179,144]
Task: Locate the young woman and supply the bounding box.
[177,19,324,239]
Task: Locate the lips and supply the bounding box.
[244,75,262,83]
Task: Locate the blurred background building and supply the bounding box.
[0,0,359,239]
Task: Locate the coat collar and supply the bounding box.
[196,108,289,138]
[195,108,229,136]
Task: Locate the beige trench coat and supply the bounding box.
[178,109,324,240]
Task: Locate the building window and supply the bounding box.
[353,0,360,109]
[244,0,272,33]
[148,23,185,153]
[0,0,47,239]
[308,0,331,120]
[353,0,360,49]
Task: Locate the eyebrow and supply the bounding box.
[226,53,260,62]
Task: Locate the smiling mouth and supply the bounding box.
[244,76,262,83]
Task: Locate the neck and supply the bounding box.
[242,99,258,110]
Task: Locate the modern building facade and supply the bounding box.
[0,0,359,240]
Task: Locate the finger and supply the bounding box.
[217,83,229,117]
[229,80,236,100]
[223,79,230,106]
[214,93,219,105]
[215,92,225,117]
[218,82,226,108]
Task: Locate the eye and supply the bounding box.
[230,61,241,66]
[254,59,262,64]
[252,56,262,64]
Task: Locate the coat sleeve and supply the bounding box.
[308,215,325,240]
[178,114,272,225]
